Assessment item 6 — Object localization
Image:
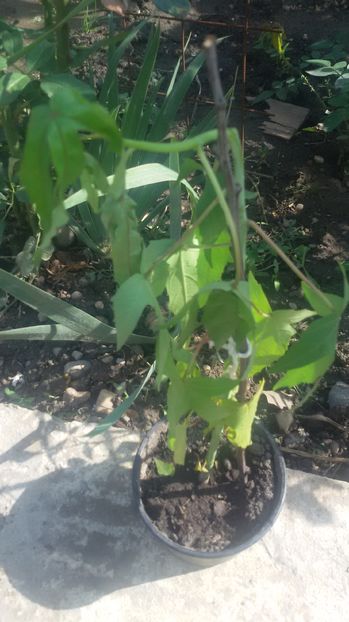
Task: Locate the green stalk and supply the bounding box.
[53,0,71,71]
[123,130,219,154]
[1,108,20,158]
[198,147,243,281]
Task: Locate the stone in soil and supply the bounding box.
[95,389,117,414]
[328,381,349,414]
[71,291,83,302]
[64,361,91,379]
[63,387,91,406]
[71,350,84,361]
[53,225,75,249]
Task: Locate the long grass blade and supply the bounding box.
[64,163,179,210]
[122,24,160,138]
[0,324,154,344]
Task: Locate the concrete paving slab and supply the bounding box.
[0,404,348,622]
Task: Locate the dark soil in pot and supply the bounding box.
[135,420,286,556]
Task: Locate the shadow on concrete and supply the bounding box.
[286,474,344,525]
[0,441,195,611]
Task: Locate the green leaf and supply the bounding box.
[141,239,172,273]
[90,361,156,435]
[305,59,332,67]
[0,72,30,105]
[47,118,85,188]
[306,68,339,77]
[104,191,143,284]
[113,273,159,349]
[301,282,343,316]
[166,247,201,316]
[203,289,251,348]
[154,0,190,16]
[325,109,348,131]
[41,74,95,99]
[248,272,272,321]
[272,314,340,389]
[25,39,55,72]
[251,308,315,374]
[64,163,179,210]
[50,89,122,151]
[154,458,175,476]
[187,376,239,410]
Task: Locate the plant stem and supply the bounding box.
[203,35,250,479]
[204,36,244,279]
[1,108,20,158]
[248,218,334,311]
[123,130,219,154]
[198,148,243,280]
[53,0,71,71]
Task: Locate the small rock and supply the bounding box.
[38,312,47,322]
[71,350,83,361]
[100,354,113,365]
[295,203,304,212]
[94,300,105,310]
[11,372,25,389]
[63,387,91,406]
[71,291,83,302]
[36,275,45,286]
[53,347,62,357]
[328,382,349,414]
[223,458,232,471]
[213,500,227,517]
[275,410,294,434]
[116,358,126,367]
[64,360,91,379]
[95,389,117,414]
[203,364,211,373]
[79,277,89,287]
[314,155,324,165]
[54,225,75,249]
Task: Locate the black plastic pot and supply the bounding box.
[132,419,287,566]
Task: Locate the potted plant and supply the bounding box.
[111,38,348,563]
[17,37,348,564]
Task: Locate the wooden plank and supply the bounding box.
[261,98,309,140]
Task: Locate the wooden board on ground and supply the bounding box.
[261,99,309,140]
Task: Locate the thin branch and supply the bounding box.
[248,218,334,311]
[281,447,349,464]
[203,35,244,281]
